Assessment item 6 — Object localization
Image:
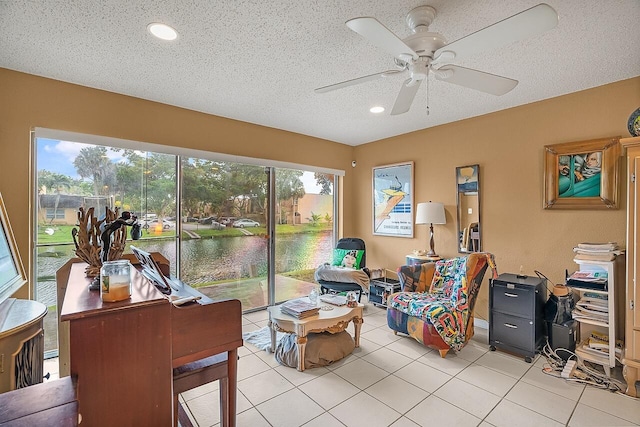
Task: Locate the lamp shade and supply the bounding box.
[415,202,446,225]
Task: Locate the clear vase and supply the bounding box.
[100,259,132,302]
[308,288,319,305]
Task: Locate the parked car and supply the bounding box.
[219,217,237,226]
[198,216,217,224]
[232,219,260,228]
[209,220,225,230]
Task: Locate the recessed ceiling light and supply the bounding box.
[147,23,178,41]
[370,106,385,114]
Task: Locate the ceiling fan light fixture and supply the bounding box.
[370,106,385,114]
[147,23,178,41]
[316,3,557,113]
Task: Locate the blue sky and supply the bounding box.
[36,138,125,180]
[36,138,323,193]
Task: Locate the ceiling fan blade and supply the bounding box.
[391,78,423,115]
[346,17,418,61]
[434,65,518,96]
[315,69,404,93]
[434,3,558,63]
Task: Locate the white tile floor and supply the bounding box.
[44,302,640,427]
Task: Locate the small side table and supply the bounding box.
[406,254,441,266]
[268,301,363,371]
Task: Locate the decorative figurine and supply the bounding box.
[346,291,358,308]
[71,206,140,290]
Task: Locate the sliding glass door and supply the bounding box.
[273,168,335,303]
[179,158,269,311]
[33,132,337,356]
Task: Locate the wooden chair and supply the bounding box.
[173,352,229,427]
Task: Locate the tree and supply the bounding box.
[73,146,116,196]
[324,212,332,226]
[113,149,144,213]
[37,170,73,223]
[307,212,321,226]
[140,152,176,217]
[276,169,305,224]
[181,159,229,217]
[314,172,333,195]
[225,164,267,218]
[37,170,72,194]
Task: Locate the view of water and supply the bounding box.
[37,231,333,353]
[36,231,333,307]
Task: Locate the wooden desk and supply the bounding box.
[59,260,242,426]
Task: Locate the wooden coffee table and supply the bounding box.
[267,300,364,371]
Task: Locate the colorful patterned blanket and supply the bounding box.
[389,257,470,350]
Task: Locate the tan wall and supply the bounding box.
[2,66,639,320]
[354,77,640,320]
[0,68,354,298]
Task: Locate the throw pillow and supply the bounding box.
[429,256,467,295]
[332,248,364,269]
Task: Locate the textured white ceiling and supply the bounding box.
[1,1,639,146]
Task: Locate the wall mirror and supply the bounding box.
[456,164,481,253]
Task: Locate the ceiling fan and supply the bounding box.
[315,3,558,115]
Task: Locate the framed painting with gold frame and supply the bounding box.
[0,192,28,304]
[543,137,620,209]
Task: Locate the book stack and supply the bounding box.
[573,242,622,262]
[576,331,623,359]
[572,293,608,323]
[566,270,608,291]
[280,298,320,319]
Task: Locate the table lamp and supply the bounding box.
[415,202,446,259]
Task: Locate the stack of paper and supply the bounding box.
[566,270,608,291]
[573,242,622,262]
[280,299,320,319]
[572,295,608,322]
[587,331,623,356]
[576,332,623,360]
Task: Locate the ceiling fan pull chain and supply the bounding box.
[426,75,430,116]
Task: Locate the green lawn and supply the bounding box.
[37,222,331,244]
[38,224,179,244]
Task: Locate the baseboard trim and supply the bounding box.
[474,318,489,329]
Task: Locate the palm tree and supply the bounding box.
[73,146,116,196]
[37,170,73,223]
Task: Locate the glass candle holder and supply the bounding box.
[100,259,132,302]
[308,288,319,305]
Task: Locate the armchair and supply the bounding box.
[386,253,497,357]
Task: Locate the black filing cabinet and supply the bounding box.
[489,273,546,363]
